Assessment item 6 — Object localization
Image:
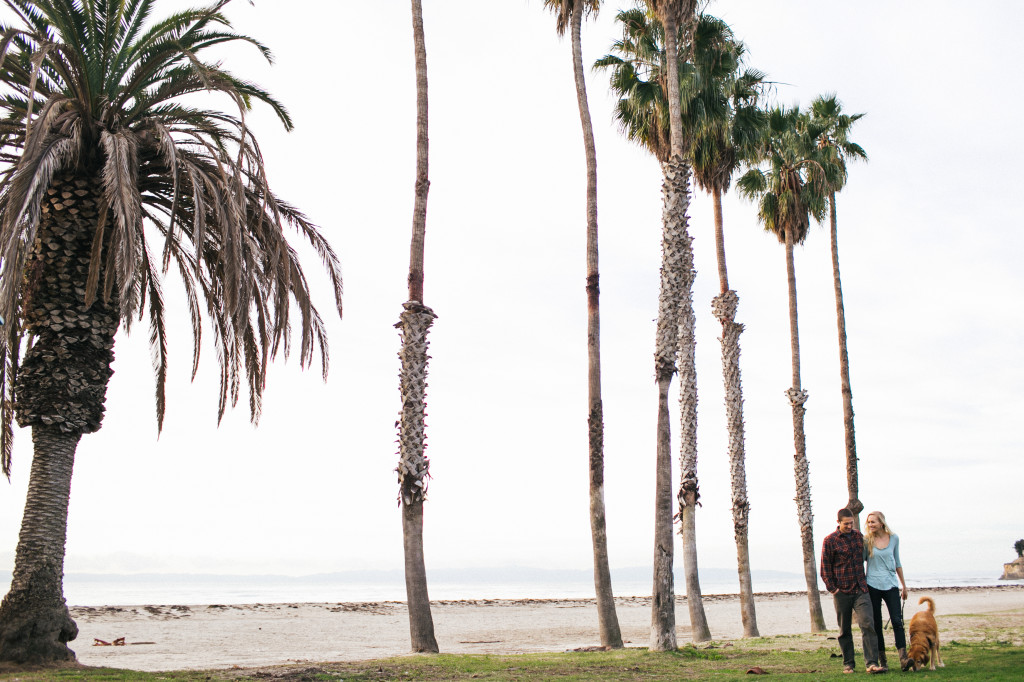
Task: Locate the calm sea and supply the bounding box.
[48,569,1020,607]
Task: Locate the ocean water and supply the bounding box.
[54,570,1021,607]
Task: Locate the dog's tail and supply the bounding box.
[918,596,936,613]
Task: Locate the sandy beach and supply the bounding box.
[64,585,1024,672]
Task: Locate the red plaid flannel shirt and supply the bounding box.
[820,527,868,594]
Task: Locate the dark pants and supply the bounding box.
[868,585,906,651]
[832,590,879,669]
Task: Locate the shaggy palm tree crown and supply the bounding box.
[0,0,343,473]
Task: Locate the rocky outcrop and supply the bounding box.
[1000,557,1024,580]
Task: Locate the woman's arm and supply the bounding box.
[893,535,907,598]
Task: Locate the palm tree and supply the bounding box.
[543,0,622,650]
[737,106,827,633]
[808,94,867,529]
[0,0,343,663]
[396,0,438,654]
[686,17,765,639]
[598,1,704,647]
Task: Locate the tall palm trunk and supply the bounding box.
[828,192,861,527]
[708,188,758,637]
[783,224,826,633]
[650,158,684,652]
[663,4,709,645]
[0,175,118,663]
[649,1,708,648]
[396,0,438,654]
[675,182,710,642]
[568,6,622,650]
[652,158,708,647]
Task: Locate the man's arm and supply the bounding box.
[820,536,836,593]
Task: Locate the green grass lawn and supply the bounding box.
[1,639,1020,681]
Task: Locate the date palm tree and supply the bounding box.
[808,94,867,529]
[737,106,827,633]
[396,0,438,654]
[598,1,704,647]
[543,0,622,650]
[0,0,343,663]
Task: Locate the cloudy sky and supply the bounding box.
[1,0,1021,590]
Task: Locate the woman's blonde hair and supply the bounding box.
[864,511,895,557]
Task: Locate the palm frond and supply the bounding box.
[0,0,342,460]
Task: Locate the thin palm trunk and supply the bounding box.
[783,225,826,633]
[676,192,709,642]
[397,0,438,653]
[651,375,676,651]
[662,13,684,156]
[829,192,861,527]
[407,0,429,304]
[402,495,436,651]
[0,426,81,662]
[569,6,623,650]
[713,189,729,292]
[709,188,758,637]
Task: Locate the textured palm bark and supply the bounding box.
[829,193,861,527]
[396,302,438,653]
[0,426,80,663]
[783,228,826,633]
[710,190,759,637]
[712,291,759,637]
[671,166,709,643]
[570,6,623,650]
[650,158,688,652]
[0,174,119,662]
[13,177,118,434]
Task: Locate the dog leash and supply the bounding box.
[884,595,906,631]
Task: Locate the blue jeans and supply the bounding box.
[832,590,879,669]
[868,585,906,651]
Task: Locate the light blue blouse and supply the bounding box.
[865,533,902,590]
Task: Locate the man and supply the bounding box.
[821,507,883,674]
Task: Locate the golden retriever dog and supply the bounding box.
[902,596,944,672]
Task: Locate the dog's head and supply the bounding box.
[902,646,929,672]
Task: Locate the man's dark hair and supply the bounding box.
[837,508,854,521]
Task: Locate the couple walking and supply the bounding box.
[821,508,908,674]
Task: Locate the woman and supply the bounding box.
[864,511,908,671]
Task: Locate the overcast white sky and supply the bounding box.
[1,1,1022,588]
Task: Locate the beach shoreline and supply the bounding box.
[60,584,1023,672]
